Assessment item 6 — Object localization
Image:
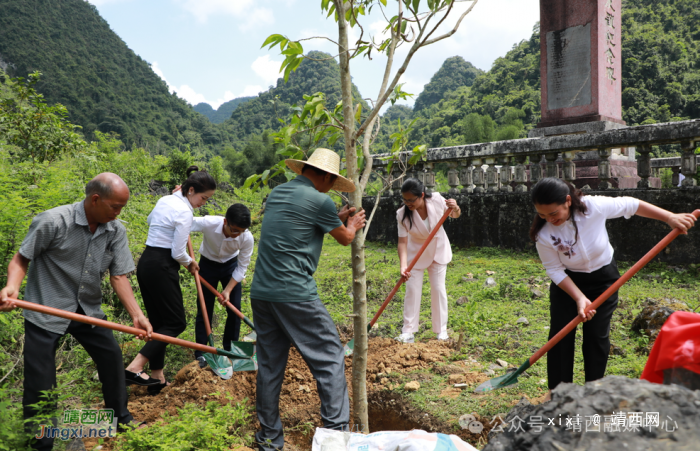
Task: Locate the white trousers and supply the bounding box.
[402,261,448,335]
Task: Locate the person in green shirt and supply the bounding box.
[250,148,366,451]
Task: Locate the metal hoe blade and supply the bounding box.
[474,359,530,393]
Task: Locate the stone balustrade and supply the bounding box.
[372,119,700,193]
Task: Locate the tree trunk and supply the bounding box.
[334,0,369,431]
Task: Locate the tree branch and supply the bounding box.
[422,0,478,46]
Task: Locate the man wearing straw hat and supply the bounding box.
[250,148,366,451]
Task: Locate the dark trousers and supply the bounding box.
[24,312,133,451]
[136,246,186,370]
[194,255,242,358]
[252,299,349,451]
[547,260,620,390]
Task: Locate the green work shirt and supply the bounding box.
[250,175,343,302]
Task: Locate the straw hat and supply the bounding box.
[285,148,356,192]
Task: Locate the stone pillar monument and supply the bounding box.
[527,0,653,188]
[537,0,623,129]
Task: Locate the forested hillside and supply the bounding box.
[0,0,223,153]
[412,57,483,113]
[219,50,367,150]
[194,97,255,124]
[621,0,700,124]
[387,0,700,150]
[0,0,697,185]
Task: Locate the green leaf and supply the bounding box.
[354,103,362,123]
[243,174,260,189]
[261,34,285,49]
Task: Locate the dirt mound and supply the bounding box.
[89,338,485,450]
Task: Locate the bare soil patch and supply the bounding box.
[86,337,483,450]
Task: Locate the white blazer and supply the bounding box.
[396,192,453,270]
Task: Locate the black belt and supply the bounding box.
[200,254,238,266]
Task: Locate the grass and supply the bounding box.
[305,235,700,439]
[3,184,699,449]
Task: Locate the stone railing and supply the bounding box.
[371,119,700,194]
[651,155,700,186]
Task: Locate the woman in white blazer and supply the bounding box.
[395,178,460,343]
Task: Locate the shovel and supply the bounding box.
[475,209,700,392]
[198,275,257,343]
[188,237,234,379]
[7,297,251,360]
[344,207,453,356]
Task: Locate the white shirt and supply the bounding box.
[191,216,254,283]
[145,190,194,266]
[535,196,640,285]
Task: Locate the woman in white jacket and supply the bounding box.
[125,166,216,393]
[395,178,460,343]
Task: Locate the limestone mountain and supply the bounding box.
[220,50,367,150]
[383,0,700,151]
[194,97,255,124]
[412,56,483,113]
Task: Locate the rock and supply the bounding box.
[461,276,477,283]
[456,296,469,305]
[404,381,420,391]
[631,298,690,342]
[486,270,496,275]
[609,344,626,356]
[483,376,700,451]
[66,438,87,451]
[148,179,170,196]
[378,248,386,253]
[217,181,236,194]
[516,317,529,326]
[484,369,495,376]
[530,289,544,298]
[298,384,310,393]
[448,374,466,384]
[433,364,465,375]
[488,363,501,371]
[484,277,497,288]
[496,359,509,368]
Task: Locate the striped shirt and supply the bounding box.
[19,201,135,334]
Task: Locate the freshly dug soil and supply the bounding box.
[85,338,497,450]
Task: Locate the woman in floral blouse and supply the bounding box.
[529,177,695,392]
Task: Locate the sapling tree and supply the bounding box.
[255,0,479,429]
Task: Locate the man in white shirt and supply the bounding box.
[191,204,254,367]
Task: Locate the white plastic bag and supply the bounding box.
[312,428,478,451]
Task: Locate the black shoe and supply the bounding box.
[147,381,169,396]
[124,370,161,387]
[196,356,207,368]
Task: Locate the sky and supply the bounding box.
[87,0,540,110]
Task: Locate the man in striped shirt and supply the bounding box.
[0,173,153,450]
